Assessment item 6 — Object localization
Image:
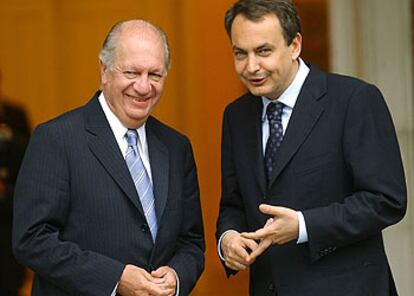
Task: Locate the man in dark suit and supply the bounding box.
[13,19,204,296]
[216,0,407,295]
[0,97,30,295]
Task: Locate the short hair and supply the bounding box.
[99,19,171,71]
[224,0,301,45]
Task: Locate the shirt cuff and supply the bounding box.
[111,282,118,296]
[173,268,180,296]
[217,229,238,261]
[296,211,308,244]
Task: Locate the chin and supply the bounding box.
[245,84,265,95]
[248,89,266,97]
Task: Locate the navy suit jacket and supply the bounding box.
[216,65,406,296]
[13,92,205,295]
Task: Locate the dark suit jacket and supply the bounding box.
[216,65,406,296]
[13,92,205,295]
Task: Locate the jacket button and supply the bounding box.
[141,224,149,232]
[268,283,275,291]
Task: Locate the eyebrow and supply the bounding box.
[232,45,245,52]
[256,43,274,50]
[232,42,274,52]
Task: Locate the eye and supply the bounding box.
[257,48,272,57]
[233,50,247,60]
[149,72,163,82]
[123,71,138,79]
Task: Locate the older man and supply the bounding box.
[13,20,204,296]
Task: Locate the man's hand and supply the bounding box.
[117,264,168,296]
[151,266,177,296]
[241,204,299,260]
[221,230,258,270]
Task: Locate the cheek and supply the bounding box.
[233,60,245,75]
[152,82,165,97]
[261,58,278,72]
[121,81,138,93]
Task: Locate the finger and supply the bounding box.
[225,259,248,271]
[241,228,269,240]
[151,266,169,278]
[259,204,284,216]
[223,241,251,266]
[140,269,162,283]
[249,238,272,260]
[156,268,177,294]
[264,218,274,227]
[146,282,168,296]
[242,237,259,252]
[157,277,175,293]
[227,249,250,266]
[157,270,174,286]
[242,238,259,263]
[156,281,175,296]
[224,240,252,265]
[147,273,165,285]
[150,277,165,285]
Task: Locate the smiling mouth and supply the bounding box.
[248,77,267,86]
[126,94,150,102]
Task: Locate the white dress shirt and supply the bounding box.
[98,93,152,180]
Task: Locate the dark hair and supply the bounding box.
[224,0,301,45]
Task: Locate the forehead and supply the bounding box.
[231,13,284,49]
[115,29,166,69]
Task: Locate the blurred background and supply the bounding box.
[0,0,412,295]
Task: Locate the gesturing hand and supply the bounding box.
[221,230,259,271]
[241,204,299,260]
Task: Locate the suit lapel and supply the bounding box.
[146,118,169,224]
[268,67,326,186]
[243,95,267,194]
[84,93,145,214]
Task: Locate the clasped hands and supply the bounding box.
[221,204,299,271]
[117,264,177,296]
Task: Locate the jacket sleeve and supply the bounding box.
[216,106,249,276]
[303,83,407,262]
[166,137,205,295]
[12,123,125,295]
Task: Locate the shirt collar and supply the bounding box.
[98,92,146,149]
[261,58,310,122]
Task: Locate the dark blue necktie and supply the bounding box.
[264,102,284,183]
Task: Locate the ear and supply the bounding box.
[290,33,302,60]
[99,59,109,84]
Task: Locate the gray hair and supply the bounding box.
[99,19,171,71]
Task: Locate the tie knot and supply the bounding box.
[126,129,138,147]
[266,102,284,122]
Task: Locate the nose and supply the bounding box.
[246,54,260,73]
[133,75,151,95]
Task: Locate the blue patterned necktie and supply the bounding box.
[264,102,284,183]
[125,129,158,241]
